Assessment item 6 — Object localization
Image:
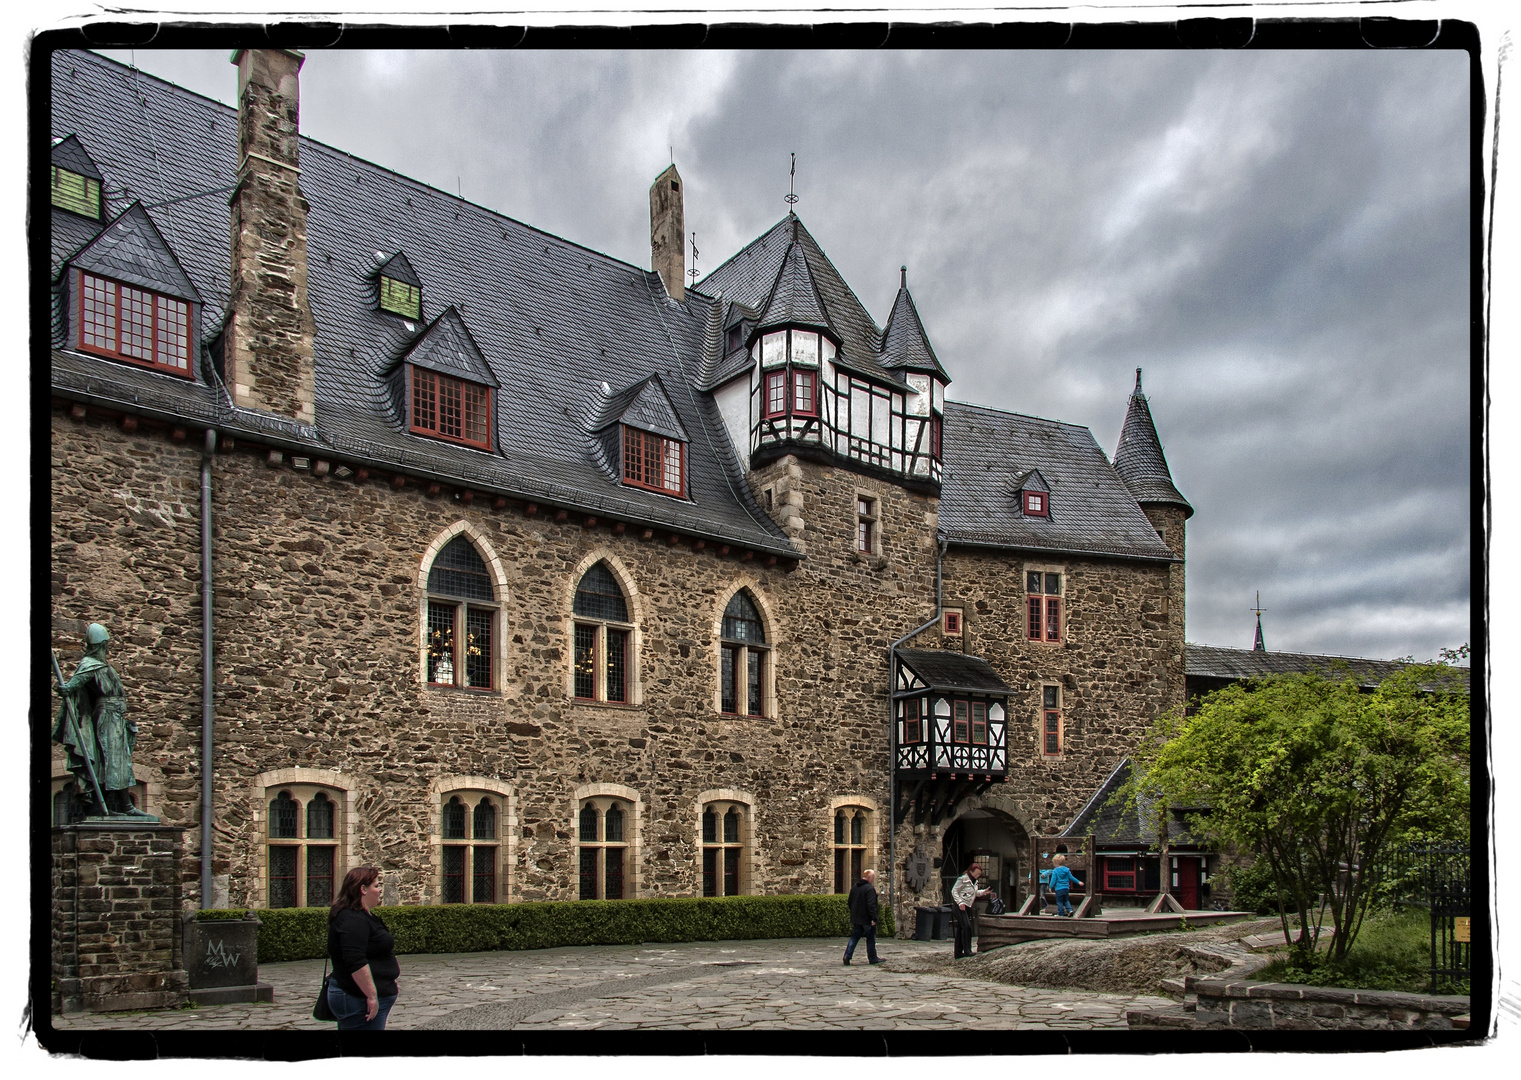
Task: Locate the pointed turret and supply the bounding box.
[756,224,834,335]
[1114,368,1192,518]
[880,267,948,380]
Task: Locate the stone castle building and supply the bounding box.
[48,49,1192,928]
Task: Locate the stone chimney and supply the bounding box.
[225,49,316,423]
[649,164,685,302]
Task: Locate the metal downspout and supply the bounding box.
[887,530,947,927]
[200,429,217,908]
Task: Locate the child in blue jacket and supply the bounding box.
[1049,854,1083,917]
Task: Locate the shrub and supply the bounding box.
[1220,859,1283,916]
[1253,907,1466,995]
[254,894,892,963]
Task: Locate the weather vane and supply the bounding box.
[785,152,798,208]
[689,232,700,287]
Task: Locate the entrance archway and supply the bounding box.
[939,809,1031,911]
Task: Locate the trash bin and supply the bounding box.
[914,904,955,940]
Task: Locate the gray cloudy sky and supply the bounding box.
[96,46,1473,662]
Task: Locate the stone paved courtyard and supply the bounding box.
[49,936,1176,1031]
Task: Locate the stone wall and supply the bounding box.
[51,412,1180,928]
[1130,977,1470,1031]
[52,825,188,1013]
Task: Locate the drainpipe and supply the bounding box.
[200,428,217,908]
[886,530,947,928]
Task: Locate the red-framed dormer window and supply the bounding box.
[411,367,492,449]
[623,426,685,497]
[1024,491,1048,517]
[78,271,192,377]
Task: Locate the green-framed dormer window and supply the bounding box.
[380,275,421,319]
[52,166,101,219]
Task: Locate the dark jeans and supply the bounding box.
[844,922,878,963]
[327,981,397,1030]
[1056,888,1072,916]
[952,905,975,958]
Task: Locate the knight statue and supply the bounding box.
[52,622,153,819]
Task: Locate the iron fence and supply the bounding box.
[1375,843,1470,993]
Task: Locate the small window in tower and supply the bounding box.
[380,275,421,319]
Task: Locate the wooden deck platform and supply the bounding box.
[975,909,1256,951]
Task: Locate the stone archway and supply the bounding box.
[939,807,1032,911]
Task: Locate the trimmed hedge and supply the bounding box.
[245,894,893,963]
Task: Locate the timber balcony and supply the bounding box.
[893,648,1013,826]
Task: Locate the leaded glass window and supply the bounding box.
[266,785,343,908]
[720,591,769,717]
[440,791,501,904]
[702,802,747,897]
[426,535,498,690]
[573,563,634,703]
[578,798,631,900]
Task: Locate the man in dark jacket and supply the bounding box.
[843,869,884,965]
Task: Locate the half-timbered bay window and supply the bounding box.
[623,426,685,496]
[426,536,497,689]
[1041,684,1063,757]
[702,803,747,896]
[78,272,192,376]
[267,788,340,908]
[833,807,871,893]
[573,562,632,703]
[720,591,768,717]
[759,329,828,421]
[578,798,629,900]
[1027,571,1063,643]
[411,367,491,448]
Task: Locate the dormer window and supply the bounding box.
[623,426,685,496]
[1016,470,1052,518]
[376,252,424,319]
[727,324,744,353]
[78,272,192,376]
[1024,491,1047,517]
[380,275,421,319]
[52,166,101,219]
[411,368,491,448]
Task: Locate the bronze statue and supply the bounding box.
[52,623,152,819]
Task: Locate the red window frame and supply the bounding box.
[622,426,686,497]
[411,366,492,449]
[77,271,193,377]
[1027,573,1062,643]
[1024,491,1048,517]
[1042,684,1062,756]
[792,368,817,416]
[1102,856,1138,892]
[427,599,495,691]
[943,610,961,635]
[765,370,788,418]
[930,413,942,459]
[971,701,987,745]
[902,697,922,744]
[763,366,818,420]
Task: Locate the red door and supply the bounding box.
[1177,857,1200,910]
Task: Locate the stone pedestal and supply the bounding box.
[52,823,190,1013]
[184,913,273,1005]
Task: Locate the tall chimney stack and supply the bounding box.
[226,49,316,423]
[649,164,685,302]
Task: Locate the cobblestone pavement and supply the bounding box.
[48,936,1176,1031]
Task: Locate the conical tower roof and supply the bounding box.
[756,230,834,335]
[880,268,948,379]
[1113,368,1192,518]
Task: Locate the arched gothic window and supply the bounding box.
[267,786,341,908]
[720,591,769,717]
[577,797,630,900]
[572,562,633,703]
[440,792,501,903]
[426,535,498,689]
[833,806,872,893]
[701,802,748,896]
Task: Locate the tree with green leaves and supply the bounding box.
[1128,659,1469,967]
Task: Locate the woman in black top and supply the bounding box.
[326,866,400,1030]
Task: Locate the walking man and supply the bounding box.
[950,862,992,959]
[843,869,884,965]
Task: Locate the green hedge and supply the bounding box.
[244,894,894,963]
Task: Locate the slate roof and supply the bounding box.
[756,239,834,334]
[700,214,913,391]
[47,49,794,558]
[938,402,1177,562]
[1061,759,1203,850]
[70,202,200,301]
[896,648,1014,696]
[880,281,947,379]
[376,250,422,288]
[589,374,688,442]
[53,133,105,179]
[388,307,499,388]
[1184,644,1470,694]
[1113,369,1192,517]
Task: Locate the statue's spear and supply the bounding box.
[51,648,108,815]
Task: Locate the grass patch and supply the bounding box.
[1253,907,1467,995]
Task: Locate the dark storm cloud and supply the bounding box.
[93,47,1472,661]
